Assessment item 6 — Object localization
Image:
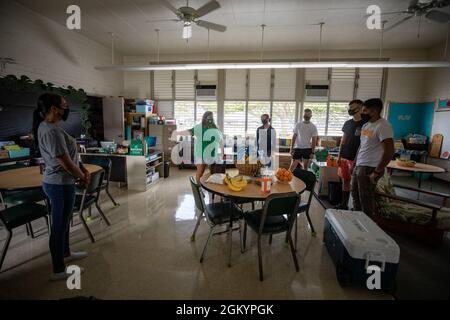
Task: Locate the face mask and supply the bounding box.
[303,116,311,122]
[348,109,358,116]
[55,106,70,121]
[261,119,268,125]
[361,113,371,122]
[207,117,214,127]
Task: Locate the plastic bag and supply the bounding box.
[206,173,225,184]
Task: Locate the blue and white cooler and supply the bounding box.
[323,209,400,292]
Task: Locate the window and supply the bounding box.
[196,101,217,123]
[304,102,327,135]
[154,70,173,100]
[327,102,350,136]
[272,102,296,139]
[224,101,246,137]
[174,101,195,131]
[247,101,270,137]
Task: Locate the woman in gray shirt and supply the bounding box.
[33,93,90,281]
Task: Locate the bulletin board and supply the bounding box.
[436,98,450,112]
[387,102,434,139]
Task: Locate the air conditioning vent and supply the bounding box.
[305,84,329,101]
[196,84,217,100]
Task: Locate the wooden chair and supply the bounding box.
[375,177,450,246]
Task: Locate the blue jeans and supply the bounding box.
[43,183,76,273]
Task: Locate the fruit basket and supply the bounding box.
[396,159,416,168]
[275,168,293,184]
[235,161,262,176]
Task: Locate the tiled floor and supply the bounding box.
[0,168,390,300]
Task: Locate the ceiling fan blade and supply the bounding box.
[196,20,227,32]
[384,15,414,32]
[196,1,221,17]
[146,18,180,23]
[364,11,409,18]
[155,0,180,16]
[426,10,450,23]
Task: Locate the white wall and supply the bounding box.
[385,68,428,103]
[423,44,450,181]
[0,0,123,97]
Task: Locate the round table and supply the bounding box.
[387,160,446,188]
[200,172,306,268]
[200,173,306,201]
[0,164,103,191]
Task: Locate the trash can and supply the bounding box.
[164,161,170,178]
[328,181,342,206]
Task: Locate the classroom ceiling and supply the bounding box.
[14,0,450,56]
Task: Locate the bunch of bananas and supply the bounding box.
[224,174,248,192]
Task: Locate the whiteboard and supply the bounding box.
[432,110,450,157]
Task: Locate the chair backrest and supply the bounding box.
[293,169,316,192]
[259,192,300,233]
[85,169,105,195]
[189,176,206,213]
[84,157,112,178]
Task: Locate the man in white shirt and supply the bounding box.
[351,98,394,216]
[289,109,318,171]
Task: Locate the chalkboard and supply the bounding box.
[0,89,82,142]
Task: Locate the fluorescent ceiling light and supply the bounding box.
[182,24,192,39]
[96,61,450,72]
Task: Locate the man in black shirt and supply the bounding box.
[256,114,276,167]
[336,99,367,209]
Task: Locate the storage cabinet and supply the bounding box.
[126,151,164,191]
[147,124,177,164]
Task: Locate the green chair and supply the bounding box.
[82,158,119,207]
[243,192,301,281]
[73,169,110,243]
[0,202,49,270]
[0,164,46,239]
[189,176,243,267]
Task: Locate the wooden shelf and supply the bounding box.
[146,156,162,163]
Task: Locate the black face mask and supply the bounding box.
[303,116,311,122]
[348,109,358,116]
[261,119,268,125]
[58,107,70,121]
[361,113,371,122]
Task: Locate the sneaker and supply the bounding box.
[64,251,88,263]
[50,267,85,281]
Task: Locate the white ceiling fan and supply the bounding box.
[383,0,450,32]
[152,0,226,39]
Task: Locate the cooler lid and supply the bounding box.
[325,209,400,264]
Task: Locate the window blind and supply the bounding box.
[273,69,296,100]
[225,69,247,100]
[175,70,195,100]
[154,70,173,100]
[305,68,329,82]
[330,68,356,101]
[248,69,271,100]
[356,68,383,101]
[197,70,218,83]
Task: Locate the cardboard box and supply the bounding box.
[0,150,9,159]
[320,139,337,148]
